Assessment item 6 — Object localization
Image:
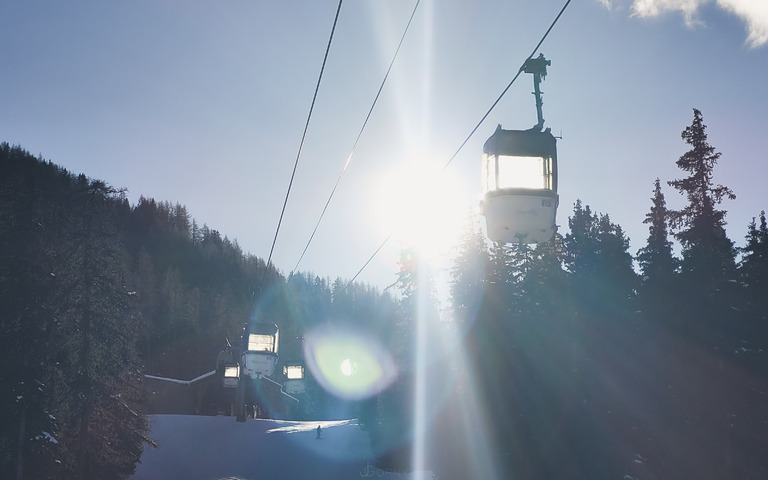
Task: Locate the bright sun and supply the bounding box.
[374,159,469,260]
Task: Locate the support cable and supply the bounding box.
[344,0,572,290]
[267,0,344,267]
[292,0,422,274]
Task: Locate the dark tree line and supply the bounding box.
[0,146,149,479]
[421,108,768,480]
[0,143,401,478]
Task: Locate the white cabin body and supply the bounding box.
[481,126,558,244]
[240,323,279,379]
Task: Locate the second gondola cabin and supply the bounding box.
[480,125,558,244]
[240,322,279,379]
[283,365,306,395]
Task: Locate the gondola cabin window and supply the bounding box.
[482,153,553,192]
[224,365,240,378]
[223,365,240,388]
[284,365,304,380]
[248,333,278,353]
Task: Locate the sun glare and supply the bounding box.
[374,159,469,260]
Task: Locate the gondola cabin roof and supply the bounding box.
[244,322,279,336]
[483,126,557,161]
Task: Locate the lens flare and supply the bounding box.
[340,358,353,376]
[304,325,397,400]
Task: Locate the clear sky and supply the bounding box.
[2,0,767,292]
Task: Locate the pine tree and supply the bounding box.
[50,176,148,479]
[636,179,679,317]
[520,233,569,321]
[564,201,636,316]
[449,215,488,325]
[638,179,677,279]
[0,145,63,479]
[739,211,768,320]
[564,200,600,280]
[393,246,438,360]
[668,108,736,291]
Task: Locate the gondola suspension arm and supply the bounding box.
[521,53,550,131]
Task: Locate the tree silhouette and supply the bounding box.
[449,216,488,326]
[667,109,737,338]
[636,178,679,319]
[739,211,768,321]
[668,108,736,291]
[564,200,636,316]
[0,146,149,479]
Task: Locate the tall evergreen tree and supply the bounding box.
[393,246,439,360]
[519,233,569,322]
[564,201,600,279]
[50,176,148,479]
[636,179,679,318]
[449,216,488,326]
[739,211,768,321]
[637,179,678,280]
[668,108,736,291]
[564,200,636,316]
[0,145,63,479]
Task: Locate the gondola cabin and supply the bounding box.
[222,364,240,388]
[480,125,558,244]
[283,365,306,395]
[215,344,240,388]
[240,322,279,379]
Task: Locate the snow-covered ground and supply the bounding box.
[131,415,434,480]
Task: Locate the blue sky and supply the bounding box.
[2,0,766,291]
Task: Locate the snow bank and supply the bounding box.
[131,415,434,480]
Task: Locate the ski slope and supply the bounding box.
[131,415,433,480]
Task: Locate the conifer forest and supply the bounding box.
[2,109,768,479]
